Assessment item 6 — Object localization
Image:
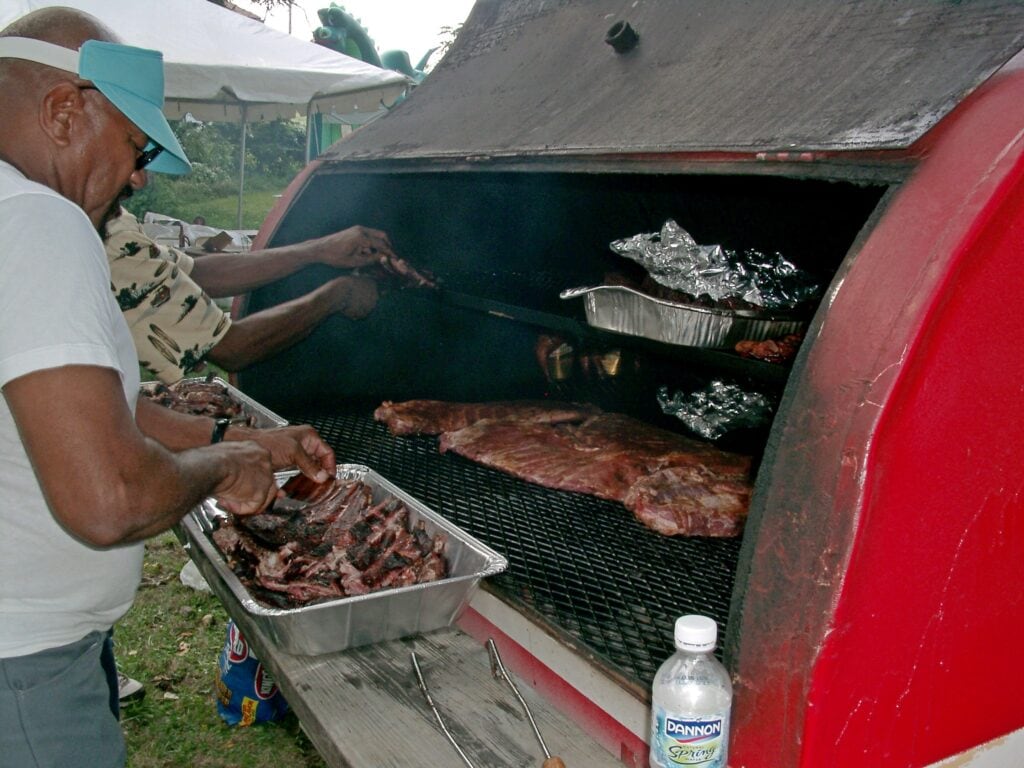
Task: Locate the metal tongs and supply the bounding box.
[410,641,567,768]
[410,651,477,768]
[487,639,566,768]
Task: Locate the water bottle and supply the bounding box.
[649,615,732,768]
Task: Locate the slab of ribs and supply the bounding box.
[373,400,752,537]
[210,473,448,608]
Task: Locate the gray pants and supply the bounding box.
[0,630,125,767]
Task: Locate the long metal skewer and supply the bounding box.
[487,638,567,767]
[410,651,477,768]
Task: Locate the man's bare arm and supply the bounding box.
[135,396,335,483]
[207,275,377,371]
[189,226,395,298]
[4,365,278,546]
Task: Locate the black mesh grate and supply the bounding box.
[287,408,741,690]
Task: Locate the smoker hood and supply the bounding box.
[321,0,1024,163]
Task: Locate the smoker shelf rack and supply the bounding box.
[285,408,742,692]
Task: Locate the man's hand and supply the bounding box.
[315,225,397,269]
[314,227,435,288]
[227,423,336,483]
[324,275,379,319]
[207,440,279,516]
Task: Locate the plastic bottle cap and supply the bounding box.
[674,614,717,652]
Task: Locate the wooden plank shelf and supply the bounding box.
[213,578,623,768]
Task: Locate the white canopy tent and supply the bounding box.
[1,0,411,225]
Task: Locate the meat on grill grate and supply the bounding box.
[210,476,448,608]
[378,401,752,537]
[624,465,750,537]
[373,399,601,436]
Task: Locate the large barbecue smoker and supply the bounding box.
[232,1,1024,765]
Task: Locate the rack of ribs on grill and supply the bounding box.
[375,400,752,537]
[210,476,448,608]
[373,399,601,436]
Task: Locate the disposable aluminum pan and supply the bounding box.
[560,285,809,349]
[139,376,287,428]
[177,464,508,656]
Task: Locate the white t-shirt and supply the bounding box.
[0,160,144,658]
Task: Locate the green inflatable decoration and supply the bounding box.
[310,4,438,159]
[313,3,432,84]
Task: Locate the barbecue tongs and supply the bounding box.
[486,639,566,768]
[410,640,566,768]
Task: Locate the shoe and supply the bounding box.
[118,671,145,702]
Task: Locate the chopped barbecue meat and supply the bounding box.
[391,400,753,537]
[734,333,804,364]
[141,376,253,423]
[236,480,367,549]
[374,399,601,436]
[234,509,307,549]
[208,477,448,608]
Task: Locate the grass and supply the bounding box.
[129,174,291,233]
[117,532,327,768]
[196,186,286,232]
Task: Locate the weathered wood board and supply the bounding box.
[222,586,622,767]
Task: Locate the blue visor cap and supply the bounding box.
[78,40,190,175]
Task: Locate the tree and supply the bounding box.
[126,115,306,228]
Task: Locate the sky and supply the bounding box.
[232,0,477,66]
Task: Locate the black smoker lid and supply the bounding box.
[324,0,1024,161]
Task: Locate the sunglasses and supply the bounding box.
[134,142,163,171]
[75,83,164,171]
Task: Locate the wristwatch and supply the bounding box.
[210,418,231,444]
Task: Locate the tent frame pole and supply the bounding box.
[305,103,314,164]
[236,104,248,230]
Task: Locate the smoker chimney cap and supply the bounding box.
[605,21,639,54]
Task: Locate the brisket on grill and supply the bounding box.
[373,399,601,436]
[384,400,752,537]
[210,476,448,608]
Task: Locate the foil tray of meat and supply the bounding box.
[560,284,808,349]
[176,464,507,655]
[140,375,287,428]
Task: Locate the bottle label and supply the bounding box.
[650,707,729,767]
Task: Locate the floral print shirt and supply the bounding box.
[105,208,230,384]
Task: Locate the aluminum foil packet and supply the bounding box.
[658,381,774,440]
[609,219,820,309]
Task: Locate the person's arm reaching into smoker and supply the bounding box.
[206,274,378,372]
[187,225,396,297]
[105,209,391,383]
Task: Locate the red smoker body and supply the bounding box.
[730,57,1024,767]
[248,3,1024,765]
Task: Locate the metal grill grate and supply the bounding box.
[287,408,741,690]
